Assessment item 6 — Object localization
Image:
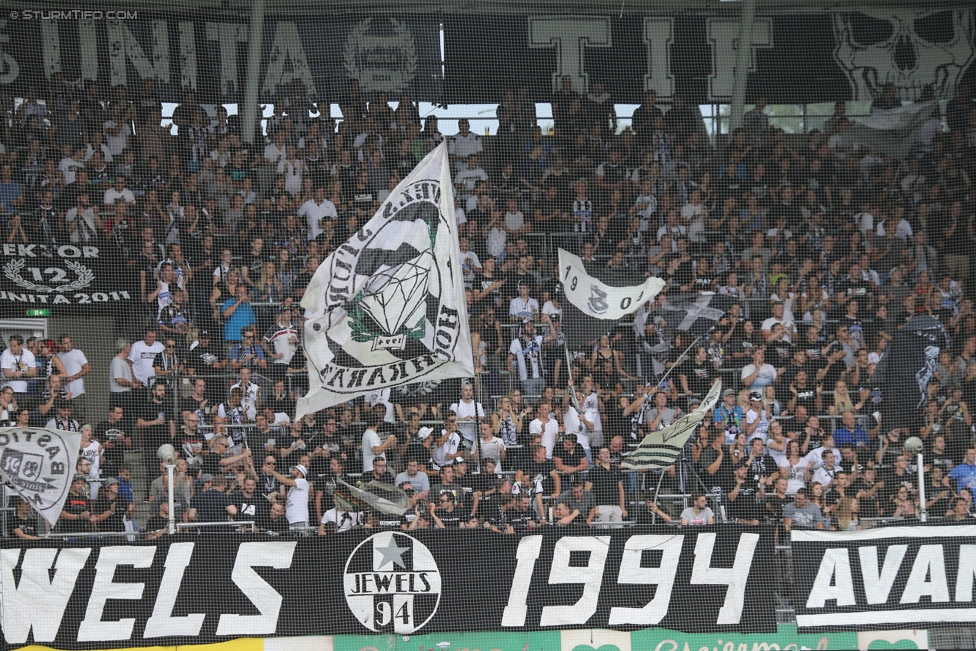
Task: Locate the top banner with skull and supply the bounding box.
[443,8,976,104]
[0,7,969,105]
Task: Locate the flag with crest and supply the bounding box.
[297,143,474,418]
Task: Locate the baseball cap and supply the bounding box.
[72,473,86,482]
[200,473,215,483]
[454,456,467,465]
[102,477,119,487]
[199,330,210,338]
[723,389,737,397]
[292,464,308,478]
[749,391,763,402]
[417,426,434,441]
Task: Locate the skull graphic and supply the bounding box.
[833,9,976,101]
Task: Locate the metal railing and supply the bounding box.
[175,520,257,533]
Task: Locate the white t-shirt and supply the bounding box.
[509,335,544,381]
[450,399,485,442]
[745,409,770,445]
[431,429,461,470]
[812,465,838,487]
[460,250,481,283]
[362,428,383,472]
[58,348,89,397]
[103,120,128,155]
[681,203,707,243]
[110,356,132,393]
[285,477,310,524]
[230,381,260,415]
[297,198,338,241]
[760,316,795,343]
[321,508,361,532]
[129,340,164,385]
[804,446,841,468]
[583,391,603,432]
[741,363,777,388]
[562,407,589,451]
[0,349,35,393]
[542,301,562,319]
[104,187,136,205]
[508,297,539,322]
[530,417,560,459]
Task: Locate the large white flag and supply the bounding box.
[0,427,82,527]
[296,143,474,418]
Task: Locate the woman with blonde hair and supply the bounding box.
[834,496,860,531]
[829,380,864,415]
[255,261,283,303]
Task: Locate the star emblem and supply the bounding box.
[375,538,408,570]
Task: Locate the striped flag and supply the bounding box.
[622,381,722,471]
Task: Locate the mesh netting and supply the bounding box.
[0,4,973,650]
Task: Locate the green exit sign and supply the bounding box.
[26,309,51,317]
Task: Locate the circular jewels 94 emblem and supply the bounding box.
[343,531,442,633]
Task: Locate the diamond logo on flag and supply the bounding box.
[296,143,474,419]
[359,250,432,337]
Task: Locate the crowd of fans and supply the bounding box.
[1,73,976,541]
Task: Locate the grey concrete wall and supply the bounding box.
[49,315,118,424]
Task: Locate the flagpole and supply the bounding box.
[654,332,705,391]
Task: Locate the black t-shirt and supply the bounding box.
[232,490,269,525]
[698,447,734,493]
[727,484,764,520]
[819,358,845,391]
[140,399,173,447]
[746,454,780,491]
[180,396,209,423]
[552,445,588,485]
[879,470,914,504]
[404,436,432,466]
[198,450,223,480]
[507,506,534,532]
[587,464,623,506]
[93,495,127,532]
[520,459,557,496]
[257,512,291,533]
[680,361,714,396]
[94,419,128,466]
[241,252,266,282]
[926,485,953,517]
[6,514,38,538]
[435,506,468,528]
[767,340,794,369]
[191,488,234,524]
[145,514,169,534]
[765,494,790,519]
[434,482,462,506]
[187,343,223,376]
[853,478,883,518]
[790,384,818,412]
[58,494,92,533]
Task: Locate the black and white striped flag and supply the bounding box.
[622,381,722,471]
